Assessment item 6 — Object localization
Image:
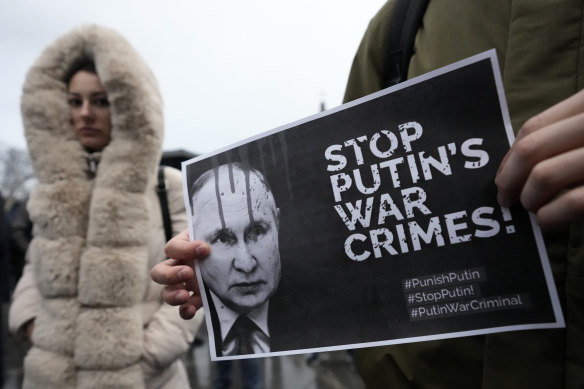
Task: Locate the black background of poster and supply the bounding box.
[185,58,556,351]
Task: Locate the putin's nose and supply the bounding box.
[232,241,257,273]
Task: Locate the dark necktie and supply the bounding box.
[229,315,257,355]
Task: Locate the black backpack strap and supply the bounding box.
[156,165,173,242]
[384,0,431,87]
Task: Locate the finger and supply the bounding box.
[179,303,197,320]
[188,292,203,310]
[530,88,584,131]
[179,292,204,319]
[164,230,195,260]
[536,185,584,229]
[512,88,584,145]
[151,258,194,285]
[495,113,545,179]
[496,112,584,206]
[164,232,210,261]
[182,268,200,292]
[520,147,584,212]
[496,89,584,194]
[160,284,192,306]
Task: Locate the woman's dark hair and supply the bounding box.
[64,58,97,85]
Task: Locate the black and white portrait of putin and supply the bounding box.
[190,163,281,356]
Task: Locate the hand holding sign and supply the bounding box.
[151,229,210,319]
[496,88,584,228]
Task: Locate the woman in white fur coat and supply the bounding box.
[8,25,203,389]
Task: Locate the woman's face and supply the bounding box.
[68,70,112,152]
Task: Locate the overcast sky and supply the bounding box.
[0,0,386,156]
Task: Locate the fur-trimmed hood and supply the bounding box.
[21,25,163,388]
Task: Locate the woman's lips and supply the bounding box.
[78,127,100,135]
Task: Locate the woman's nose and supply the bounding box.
[80,101,93,118]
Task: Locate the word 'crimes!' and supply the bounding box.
[324,121,513,261]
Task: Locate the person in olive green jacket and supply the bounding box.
[150,1,583,387]
[344,1,584,388]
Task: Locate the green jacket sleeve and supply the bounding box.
[343,0,395,103]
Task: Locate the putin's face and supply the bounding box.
[192,166,280,315]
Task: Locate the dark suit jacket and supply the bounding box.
[205,284,293,356]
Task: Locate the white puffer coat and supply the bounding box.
[9,25,203,389]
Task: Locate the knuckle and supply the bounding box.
[563,189,584,214]
[519,116,543,137]
[513,136,540,165]
[538,187,584,228]
[529,161,556,189]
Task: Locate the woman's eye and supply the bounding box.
[67,98,82,107]
[94,97,110,107]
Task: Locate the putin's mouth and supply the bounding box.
[230,281,265,292]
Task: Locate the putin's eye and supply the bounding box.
[245,223,267,242]
[210,230,236,245]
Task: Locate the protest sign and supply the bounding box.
[182,50,564,360]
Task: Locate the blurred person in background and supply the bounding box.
[0,192,11,388]
[8,25,202,389]
[8,198,32,289]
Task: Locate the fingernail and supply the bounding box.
[196,243,209,256]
